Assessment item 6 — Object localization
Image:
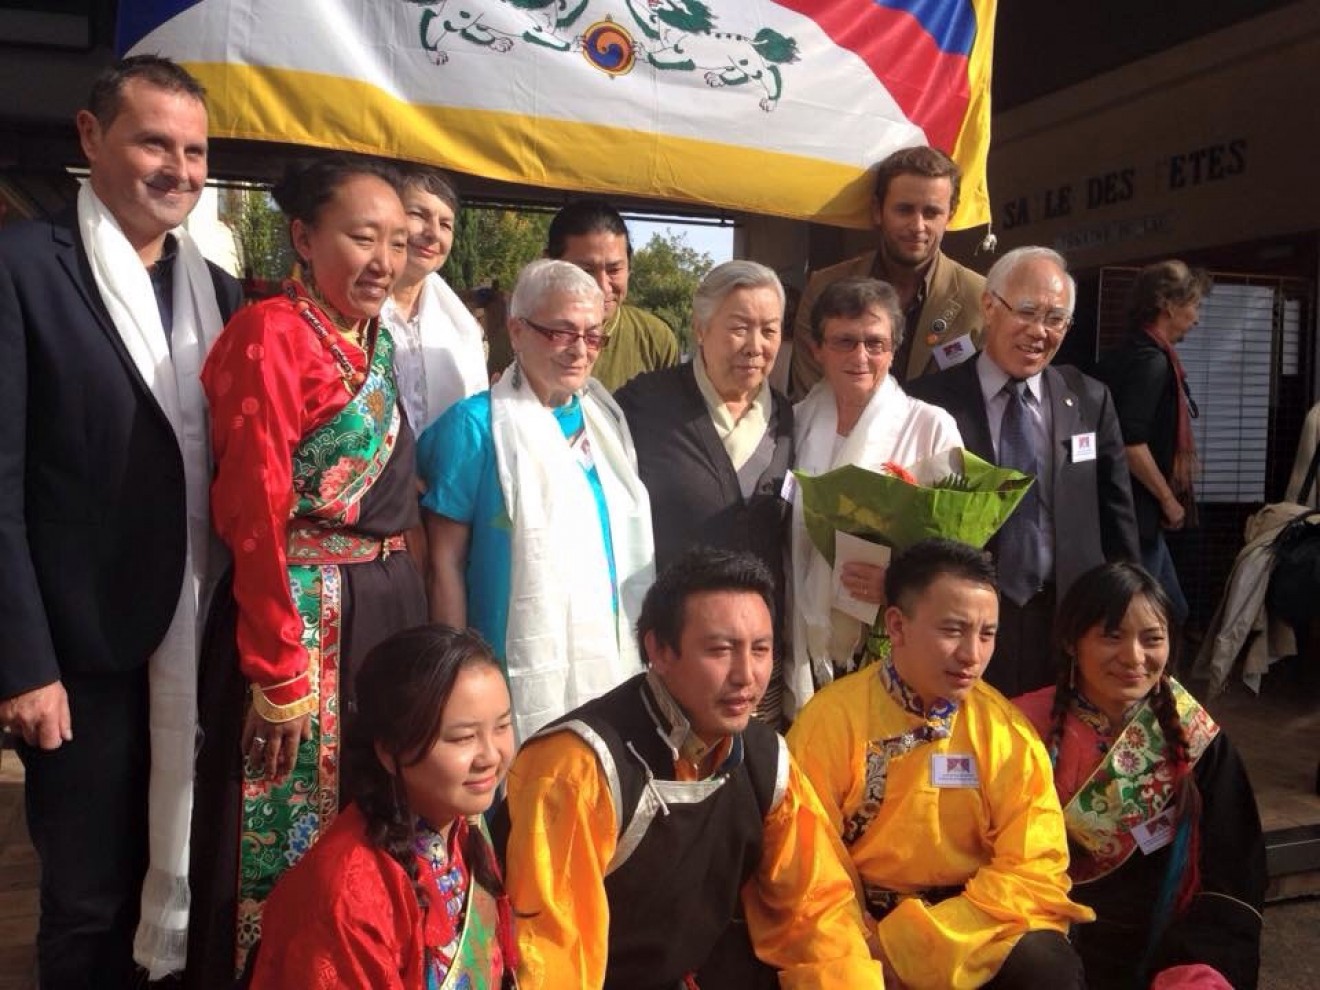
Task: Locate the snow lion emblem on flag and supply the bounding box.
[405,0,800,109]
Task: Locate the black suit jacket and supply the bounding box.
[615,363,794,608]
[0,211,242,698]
[908,357,1139,599]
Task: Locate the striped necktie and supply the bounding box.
[997,379,1044,604]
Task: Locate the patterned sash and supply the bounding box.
[1065,679,1218,883]
[234,322,403,973]
[425,818,506,987]
[840,659,956,847]
[430,871,506,990]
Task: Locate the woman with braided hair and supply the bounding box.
[1015,562,1265,990]
[250,624,518,988]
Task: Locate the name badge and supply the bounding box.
[780,471,799,503]
[931,753,979,788]
[1070,431,1097,463]
[571,430,594,472]
[1131,807,1178,855]
[931,333,976,370]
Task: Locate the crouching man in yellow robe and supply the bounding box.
[788,538,1092,989]
[497,547,883,989]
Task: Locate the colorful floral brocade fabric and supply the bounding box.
[1064,678,1219,883]
[421,818,507,990]
[840,657,957,847]
[418,818,470,979]
[234,321,402,975]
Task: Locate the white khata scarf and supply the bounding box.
[491,371,655,742]
[77,183,227,978]
[788,375,961,717]
[382,271,488,433]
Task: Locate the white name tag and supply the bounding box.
[931,333,976,370]
[1070,431,1098,463]
[571,430,594,472]
[780,471,798,502]
[931,753,980,788]
[1131,807,1178,855]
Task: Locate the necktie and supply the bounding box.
[997,380,1044,605]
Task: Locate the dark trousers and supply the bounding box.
[985,585,1058,698]
[1141,534,1189,627]
[984,930,1086,989]
[18,668,150,990]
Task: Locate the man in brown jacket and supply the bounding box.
[789,146,985,399]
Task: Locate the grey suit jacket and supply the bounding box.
[908,357,1140,599]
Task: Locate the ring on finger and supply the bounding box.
[253,735,268,747]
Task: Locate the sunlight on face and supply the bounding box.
[696,285,782,401]
[394,664,514,828]
[1073,594,1169,725]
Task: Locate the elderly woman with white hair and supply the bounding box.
[417,259,654,741]
[615,260,794,725]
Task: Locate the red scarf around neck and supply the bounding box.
[1143,326,1199,504]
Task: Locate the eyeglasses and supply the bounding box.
[520,316,610,351]
[990,291,1073,334]
[823,336,893,356]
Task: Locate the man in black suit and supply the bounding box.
[908,246,1138,697]
[0,56,241,987]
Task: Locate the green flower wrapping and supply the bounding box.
[795,448,1033,562]
[793,448,1034,666]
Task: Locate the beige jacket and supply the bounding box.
[1193,502,1307,693]
[788,248,985,401]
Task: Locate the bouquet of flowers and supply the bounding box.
[794,448,1033,663]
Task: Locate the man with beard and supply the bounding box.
[0,56,241,986]
[788,145,985,399]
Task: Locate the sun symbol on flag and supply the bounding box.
[581,18,635,77]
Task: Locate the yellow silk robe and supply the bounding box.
[503,728,883,990]
[788,667,1093,989]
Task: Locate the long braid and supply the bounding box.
[1149,674,1191,768]
[358,767,427,907]
[1044,656,1074,768]
[1135,674,1203,984]
[463,821,520,979]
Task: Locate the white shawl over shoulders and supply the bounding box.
[385,273,488,433]
[78,184,228,977]
[490,375,655,741]
[787,376,962,716]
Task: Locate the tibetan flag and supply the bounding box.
[120,0,994,229]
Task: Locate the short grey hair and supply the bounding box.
[692,260,785,330]
[509,258,603,319]
[809,276,905,349]
[985,246,1076,312]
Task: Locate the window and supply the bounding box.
[1097,267,1315,503]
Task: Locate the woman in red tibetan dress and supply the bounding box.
[250,624,517,990]
[1015,562,1265,990]
[186,157,427,985]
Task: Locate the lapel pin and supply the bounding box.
[1064,397,1075,407]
